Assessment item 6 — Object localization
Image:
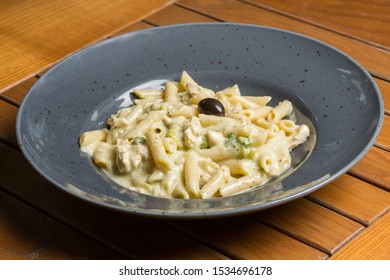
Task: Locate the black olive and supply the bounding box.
[198,98,225,117]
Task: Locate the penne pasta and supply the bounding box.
[198,114,239,127]
[80,128,108,146]
[125,110,165,139]
[267,100,293,122]
[199,165,230,199]
[169,104,198,118]
[229,95,259,109]
[184,151,200,197]
[146,129,174,172]
[197,143,241,162]
[218,159,255,176]
[180,70,198,88]
[164,81,179,104]
[133,88,164,99]
[220,174,262,197]
[242,96,272,106]
[80,71,310,199]
[93,141,115,169]
[163,137,177,154]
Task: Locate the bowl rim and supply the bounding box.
[16,22,384,219]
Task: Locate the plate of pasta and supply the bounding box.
[16,23,383,218]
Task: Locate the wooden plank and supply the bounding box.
[0,190,123,259]
[376,115,390,151]
[3,5,388,110]
[0,21,152,109]
[350,146,390,191]
[308,174,390,226]
[36,22,154,77]
[0,76,38,105]
[146,4,216,24]
[0,143,228,260]
[252,199,364,255]
[0,0,175,93]
[330,211,390,260]
[245,0,390,50]
[0,6,215,103]
[109,21,153,38]
[177,0,390,80]
[172,217,327,260]
[0,100,18,148]
[376,78,390,115]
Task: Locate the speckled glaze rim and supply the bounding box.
[16,23,384,219]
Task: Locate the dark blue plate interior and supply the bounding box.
[16,23,383,218]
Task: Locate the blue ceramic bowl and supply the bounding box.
[16,23,383,218]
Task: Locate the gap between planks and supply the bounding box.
[1,5,390,257]
[175,0,390,81]
[2,2,390,91]
[239,0,390,52]
[0,187,131,259]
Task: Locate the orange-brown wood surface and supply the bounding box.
[0,0,174,92]
[350,146,390,191]
[172,218,327,260]
[330,211,390,260]
[0,0,389,260]
[254,199,364,255]
[178,0,390,80]
[308,174,390,226]
[376,116,390,151]
[376,79,390,114]
[246,0,390,49]
[0,77,38,105]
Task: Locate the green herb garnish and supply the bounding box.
[238,136,252,148]
[225,133,251,151]
[200,136,209,149]
[131,136,147,145]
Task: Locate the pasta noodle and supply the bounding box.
[80,71,310,199]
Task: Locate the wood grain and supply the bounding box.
[172,217,327,259]
[0,0,174,93]
[330,211,390,260]
[0,143,228,260]
[0,190,122,259]
[146,4,216,24]
[109,22,153,38]
[376,78,390,115]
[350,146,390,191]
[177,0,390,80]
[0,100,18,148]
[376,115,390,151]
[1,0,389,261]
[253,199,364,255]
[246,0,390,50]
[308,174,390,226]
[0,76,38,105]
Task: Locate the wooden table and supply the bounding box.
[0,0,389,260]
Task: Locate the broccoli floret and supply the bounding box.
[238,136,252,148]
[131,136,147,145]
[225,133,251,150]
